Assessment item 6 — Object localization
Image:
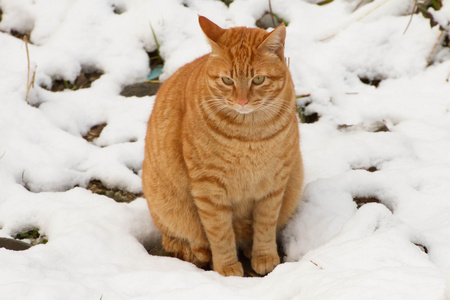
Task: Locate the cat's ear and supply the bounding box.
[258,23,286,59]
[199,16,225,54]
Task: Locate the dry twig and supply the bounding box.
[403,1,417,35]
[268,0,276,28]
[310,260,324,270]
[24,36,36,104]
[426,29,445,66]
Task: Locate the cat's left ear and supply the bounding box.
[199,16,225,54]
[258,23,286,59]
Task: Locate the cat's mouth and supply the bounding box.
[229,101,262,114]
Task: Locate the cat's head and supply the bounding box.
[199,16,292,115]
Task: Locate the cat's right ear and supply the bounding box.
[199,16,225,54]
[258,23,286,60]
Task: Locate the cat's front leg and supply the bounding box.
[193,194,243,277]
[251,188,284,275]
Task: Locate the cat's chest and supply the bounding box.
[218,140,281,201]
[183,114,296,202]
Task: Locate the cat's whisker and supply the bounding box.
[257,98,298,122]
[262,106,288,122]
[200,101,221,109]
[266,99,298,118]
[199,99,225,110]
[211,104,229,117]
[262,108,296,124]
[199,98,224,104]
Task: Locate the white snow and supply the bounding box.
[1,0,450,299]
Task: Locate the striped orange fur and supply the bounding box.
[142,16,304,277]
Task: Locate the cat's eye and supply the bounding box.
[252,76,265,85]
[222,77,234,85]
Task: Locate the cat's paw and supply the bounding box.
[216,261,244,277]
[191,246,212,267]
[251,254,280,275]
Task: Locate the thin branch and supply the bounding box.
[427,29,445,66]
[268,0,276,28]
[24,36,31,104]
[310,260,324,270]
[24,36,36,104]
[352,0,366,12]
[319,0,392,41]
[403,0,417,35]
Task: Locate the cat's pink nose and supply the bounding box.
[238,98,248,107]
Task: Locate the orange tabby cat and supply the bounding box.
[142,16,303,277]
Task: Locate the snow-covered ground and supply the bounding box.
[1,0,450,299]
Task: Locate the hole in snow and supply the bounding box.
[415,1,443,29]
[256,9,288,29]
[146,49,164,82]
[256,13,283,29]
[12,30,31,42]
[83,123,107,143]
[413,243,428,254]
[112,4,126,14]
[44,69,103,92]
[443,34,449,48]
[0,228,49,251]
[302,111,319,124]
[0,10,32,42]
[359,76,383,88]
[86,179,142,203]
[337,121,390,133]
[353,196,394,212]
[15,228,48,245]
[365,166,378,172]
[0,28,33,43]
[353,196,381,209]
[20,170,32,192]
[219,0,234,7]
[352,165,379,172]
[297,101,320,124]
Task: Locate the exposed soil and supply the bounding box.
[48,70,103,92]
[14,229,48,245]
[338,121,390,133]
[359,76,383,88]
[0,228,48,251]
[82,123,107,143]
[414,243,428,254]
[0,237,32,251]
[120,81,161,97]
[353,196,381,209]
[86,179,142,203]
[352,166,379,172]
[297,101,320,124]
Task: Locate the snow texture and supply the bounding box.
[1,0,450,299]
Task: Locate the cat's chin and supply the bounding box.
[232,107,255,114]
